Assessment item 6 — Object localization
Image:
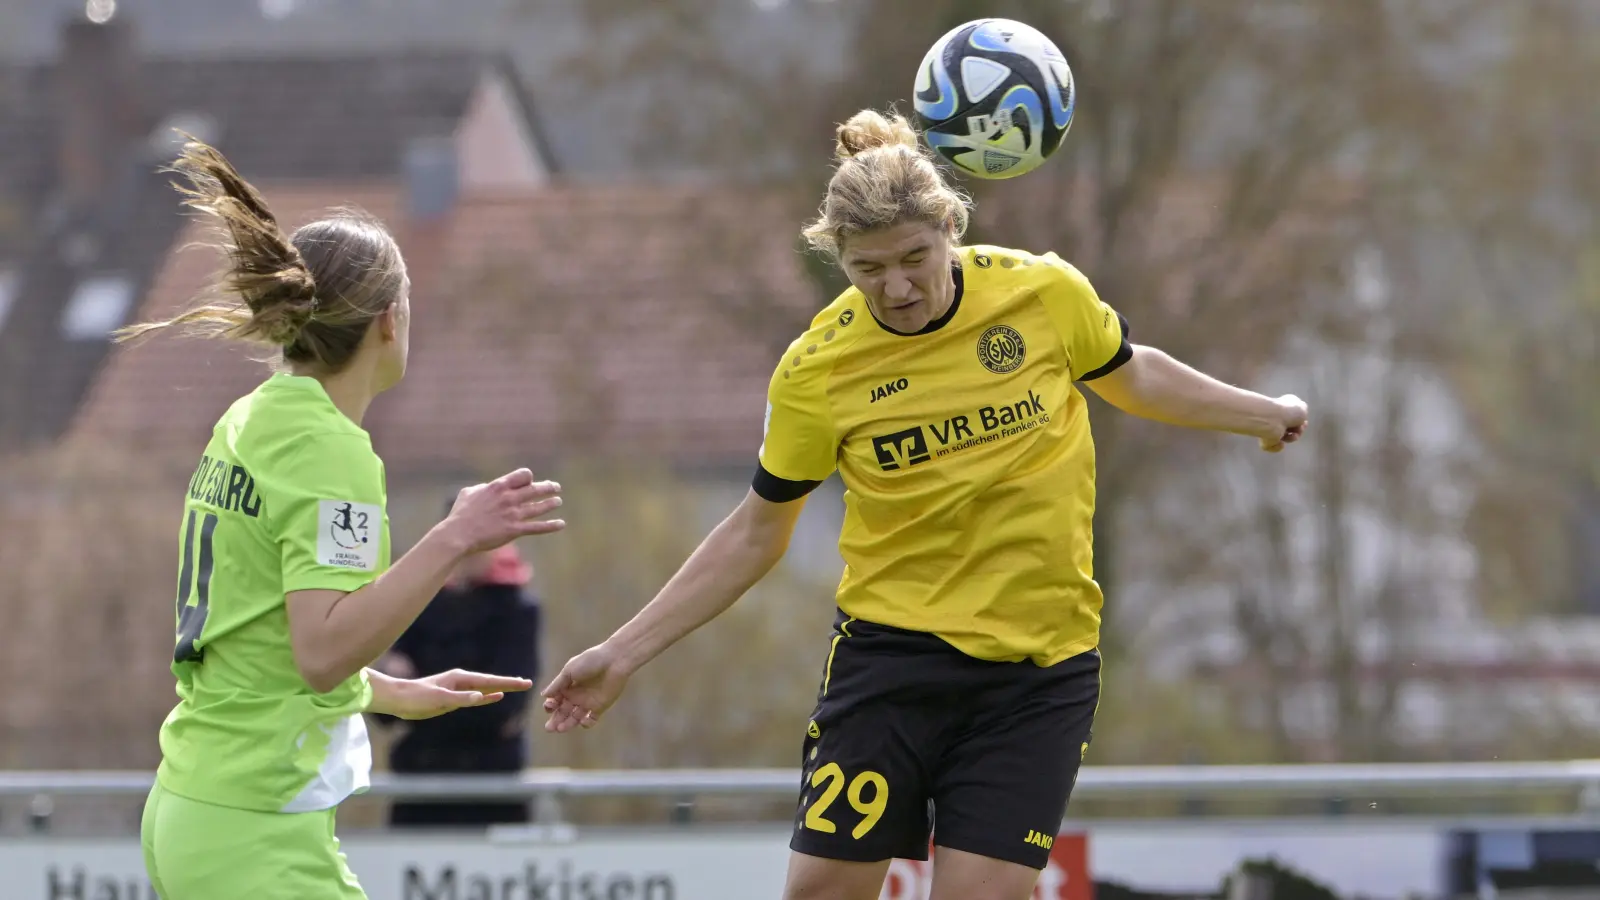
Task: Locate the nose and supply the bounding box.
[883,270,913,302]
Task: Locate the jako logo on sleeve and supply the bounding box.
[317,499,380,570]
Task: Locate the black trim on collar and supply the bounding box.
[870,264,964,337]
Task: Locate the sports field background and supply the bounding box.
[0,0,1597,851]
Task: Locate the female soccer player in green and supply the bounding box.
[117,140,566,899]
[541,109,1308,900]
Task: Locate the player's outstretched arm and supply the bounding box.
[1085,344,1309,452]
[287,471,564,693]
[540,489,805,733]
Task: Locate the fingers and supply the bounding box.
[508,485,565,537]
[435,687,507,710]
[1264,421,1306,452]
[476,676,534,693]
[547,697,581,731]
[496,468,535,490]
[436,689,487,706]
[463,474,555,509]
[448,672,533,693]
[543,698,599,733]
[518,496,564,520]
[540,677,602,733]
[540,670,572,700]
[506,480,561,502]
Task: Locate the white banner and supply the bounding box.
[0,830,789,900]
[0,821,1447,900]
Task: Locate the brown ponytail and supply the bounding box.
[116,136,405,372]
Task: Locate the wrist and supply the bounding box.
[427,519,474,561]
[1235,393,1285,439]
[603,631,652,677]
[363,667,402,715]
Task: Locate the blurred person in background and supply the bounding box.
[117,138,566,900]
[375,495,542,829]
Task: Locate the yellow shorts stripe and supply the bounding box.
[821,617,856,697]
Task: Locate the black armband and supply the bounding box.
[1078,312,1134,381]
[752,464,823,503]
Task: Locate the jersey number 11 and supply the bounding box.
[174,509,218,664]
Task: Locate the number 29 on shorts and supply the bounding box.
[803,763,888,839]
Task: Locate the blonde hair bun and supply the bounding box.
[803,107,971,263]
[834,109,922,160]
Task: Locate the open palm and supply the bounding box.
[387,669,532,721]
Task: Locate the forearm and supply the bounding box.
[299,524,467,690]
[1103,345,1283,437]
[606,512,785,674]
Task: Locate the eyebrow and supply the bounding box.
[849,245,932,267]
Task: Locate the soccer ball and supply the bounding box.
[912,18,1075,180]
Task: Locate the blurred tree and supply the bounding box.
[531,0,1600,764]
[1425,2,1600,622]
[1099,1,1600,762]
[0,443,184,774]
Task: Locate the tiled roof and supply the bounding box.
[136,52,539,179]
[0,160,191,449]
[66,185,403,451]
[65,185,823,469]
[0,35,547,450]
[0,49,533,236]
[0,63,53,262]
[371,186,818,468]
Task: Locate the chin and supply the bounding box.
[880,301,926,328]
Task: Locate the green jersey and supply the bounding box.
[156,373,391,813]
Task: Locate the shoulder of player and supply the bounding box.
[773,290,872,388]
[961,244,1087,284]
[238,429,381,482]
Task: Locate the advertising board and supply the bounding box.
[0,820,1455,900]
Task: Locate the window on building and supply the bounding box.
[61,275,135,341]
[0,270,16,337]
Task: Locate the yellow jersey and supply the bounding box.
[755,245,1131,666]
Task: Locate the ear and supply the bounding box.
[376,303,399,344]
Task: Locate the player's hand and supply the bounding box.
[446,469,565,553]
[369,669,532,721]
[1259,394,1308,453]
[540,644,632,733]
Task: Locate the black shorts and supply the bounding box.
[789,610,1100,870]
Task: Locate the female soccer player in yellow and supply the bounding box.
[541,110,1307,900]
[120,140,566,899]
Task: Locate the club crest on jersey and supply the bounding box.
[978,324,1026,374]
